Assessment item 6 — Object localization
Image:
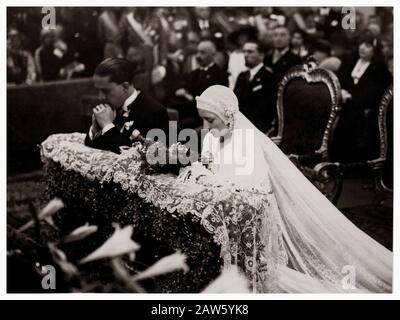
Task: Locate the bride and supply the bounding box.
[177,85,392,293]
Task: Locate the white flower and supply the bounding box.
[110,258,145,293]
[18,198,65,232]
[48,243,79,277]
[79,225,140,264]
[124,120,134,131]
[61,223,98,243]
[38,198,64,219]
[201,265,250,293]
[132,251,189,281]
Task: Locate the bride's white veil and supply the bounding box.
[196,85,392,292]
[233,106,392,293]
[197,85,392,293]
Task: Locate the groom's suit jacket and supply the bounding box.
[84,91,169,153]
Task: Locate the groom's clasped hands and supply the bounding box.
[92,104,115,130]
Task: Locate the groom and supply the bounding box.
[85,58,169,153]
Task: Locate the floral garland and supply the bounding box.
[133,137,197,175]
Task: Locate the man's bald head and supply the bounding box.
[196,40,217,67]
[199,40,217,54]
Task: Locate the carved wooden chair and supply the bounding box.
[367,85,393,202]
[272,60,343,204]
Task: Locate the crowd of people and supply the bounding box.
[7,7,393,161]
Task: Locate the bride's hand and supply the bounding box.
[200,152,214,165]
[192,162,214,181]
[177,161,213,183]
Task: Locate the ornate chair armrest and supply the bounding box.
[298,152,324,166]
[313,162,342,181]
[269,135,282,146]
[366,158,385,170]
[288,154,300,167]
[288,151,324,167]
[288,154,317,181]
[312,161,343,204]
[366,158,392,193]
[290,160,343,204]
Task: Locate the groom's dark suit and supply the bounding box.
[85,91,169,153]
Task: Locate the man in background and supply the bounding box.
[235,41,277,133]
[170,40,228,129]
[264,26,301,81]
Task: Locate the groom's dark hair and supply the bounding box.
[94,58,134,84]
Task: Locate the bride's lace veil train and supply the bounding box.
[196,85,392,293]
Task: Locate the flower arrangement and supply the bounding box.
[133,135,199,175]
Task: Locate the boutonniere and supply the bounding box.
[123,120,134,131]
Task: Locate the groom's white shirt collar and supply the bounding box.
[121,89,139,115]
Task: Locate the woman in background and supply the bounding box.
[333,34,392,162]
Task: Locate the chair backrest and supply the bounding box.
[378,85,393,190]
[275,61,342,160]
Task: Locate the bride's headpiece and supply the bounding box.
[196,85,239,125]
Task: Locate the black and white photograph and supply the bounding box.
[4,3,395,299]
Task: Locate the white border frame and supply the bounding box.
[1,0,398,300]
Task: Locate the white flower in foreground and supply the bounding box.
[18,198,65,232]
[79,225,140,264]
[39,198,64,219]
[124,120,134,131]
[110,258,145,293]
[48,243,79,277]
[62,223,98,243]
[132,251,189,281]
[201,265,250,293]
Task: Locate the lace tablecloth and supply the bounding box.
[41,133,287,292]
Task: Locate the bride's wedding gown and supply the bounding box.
[179,111,392,293]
